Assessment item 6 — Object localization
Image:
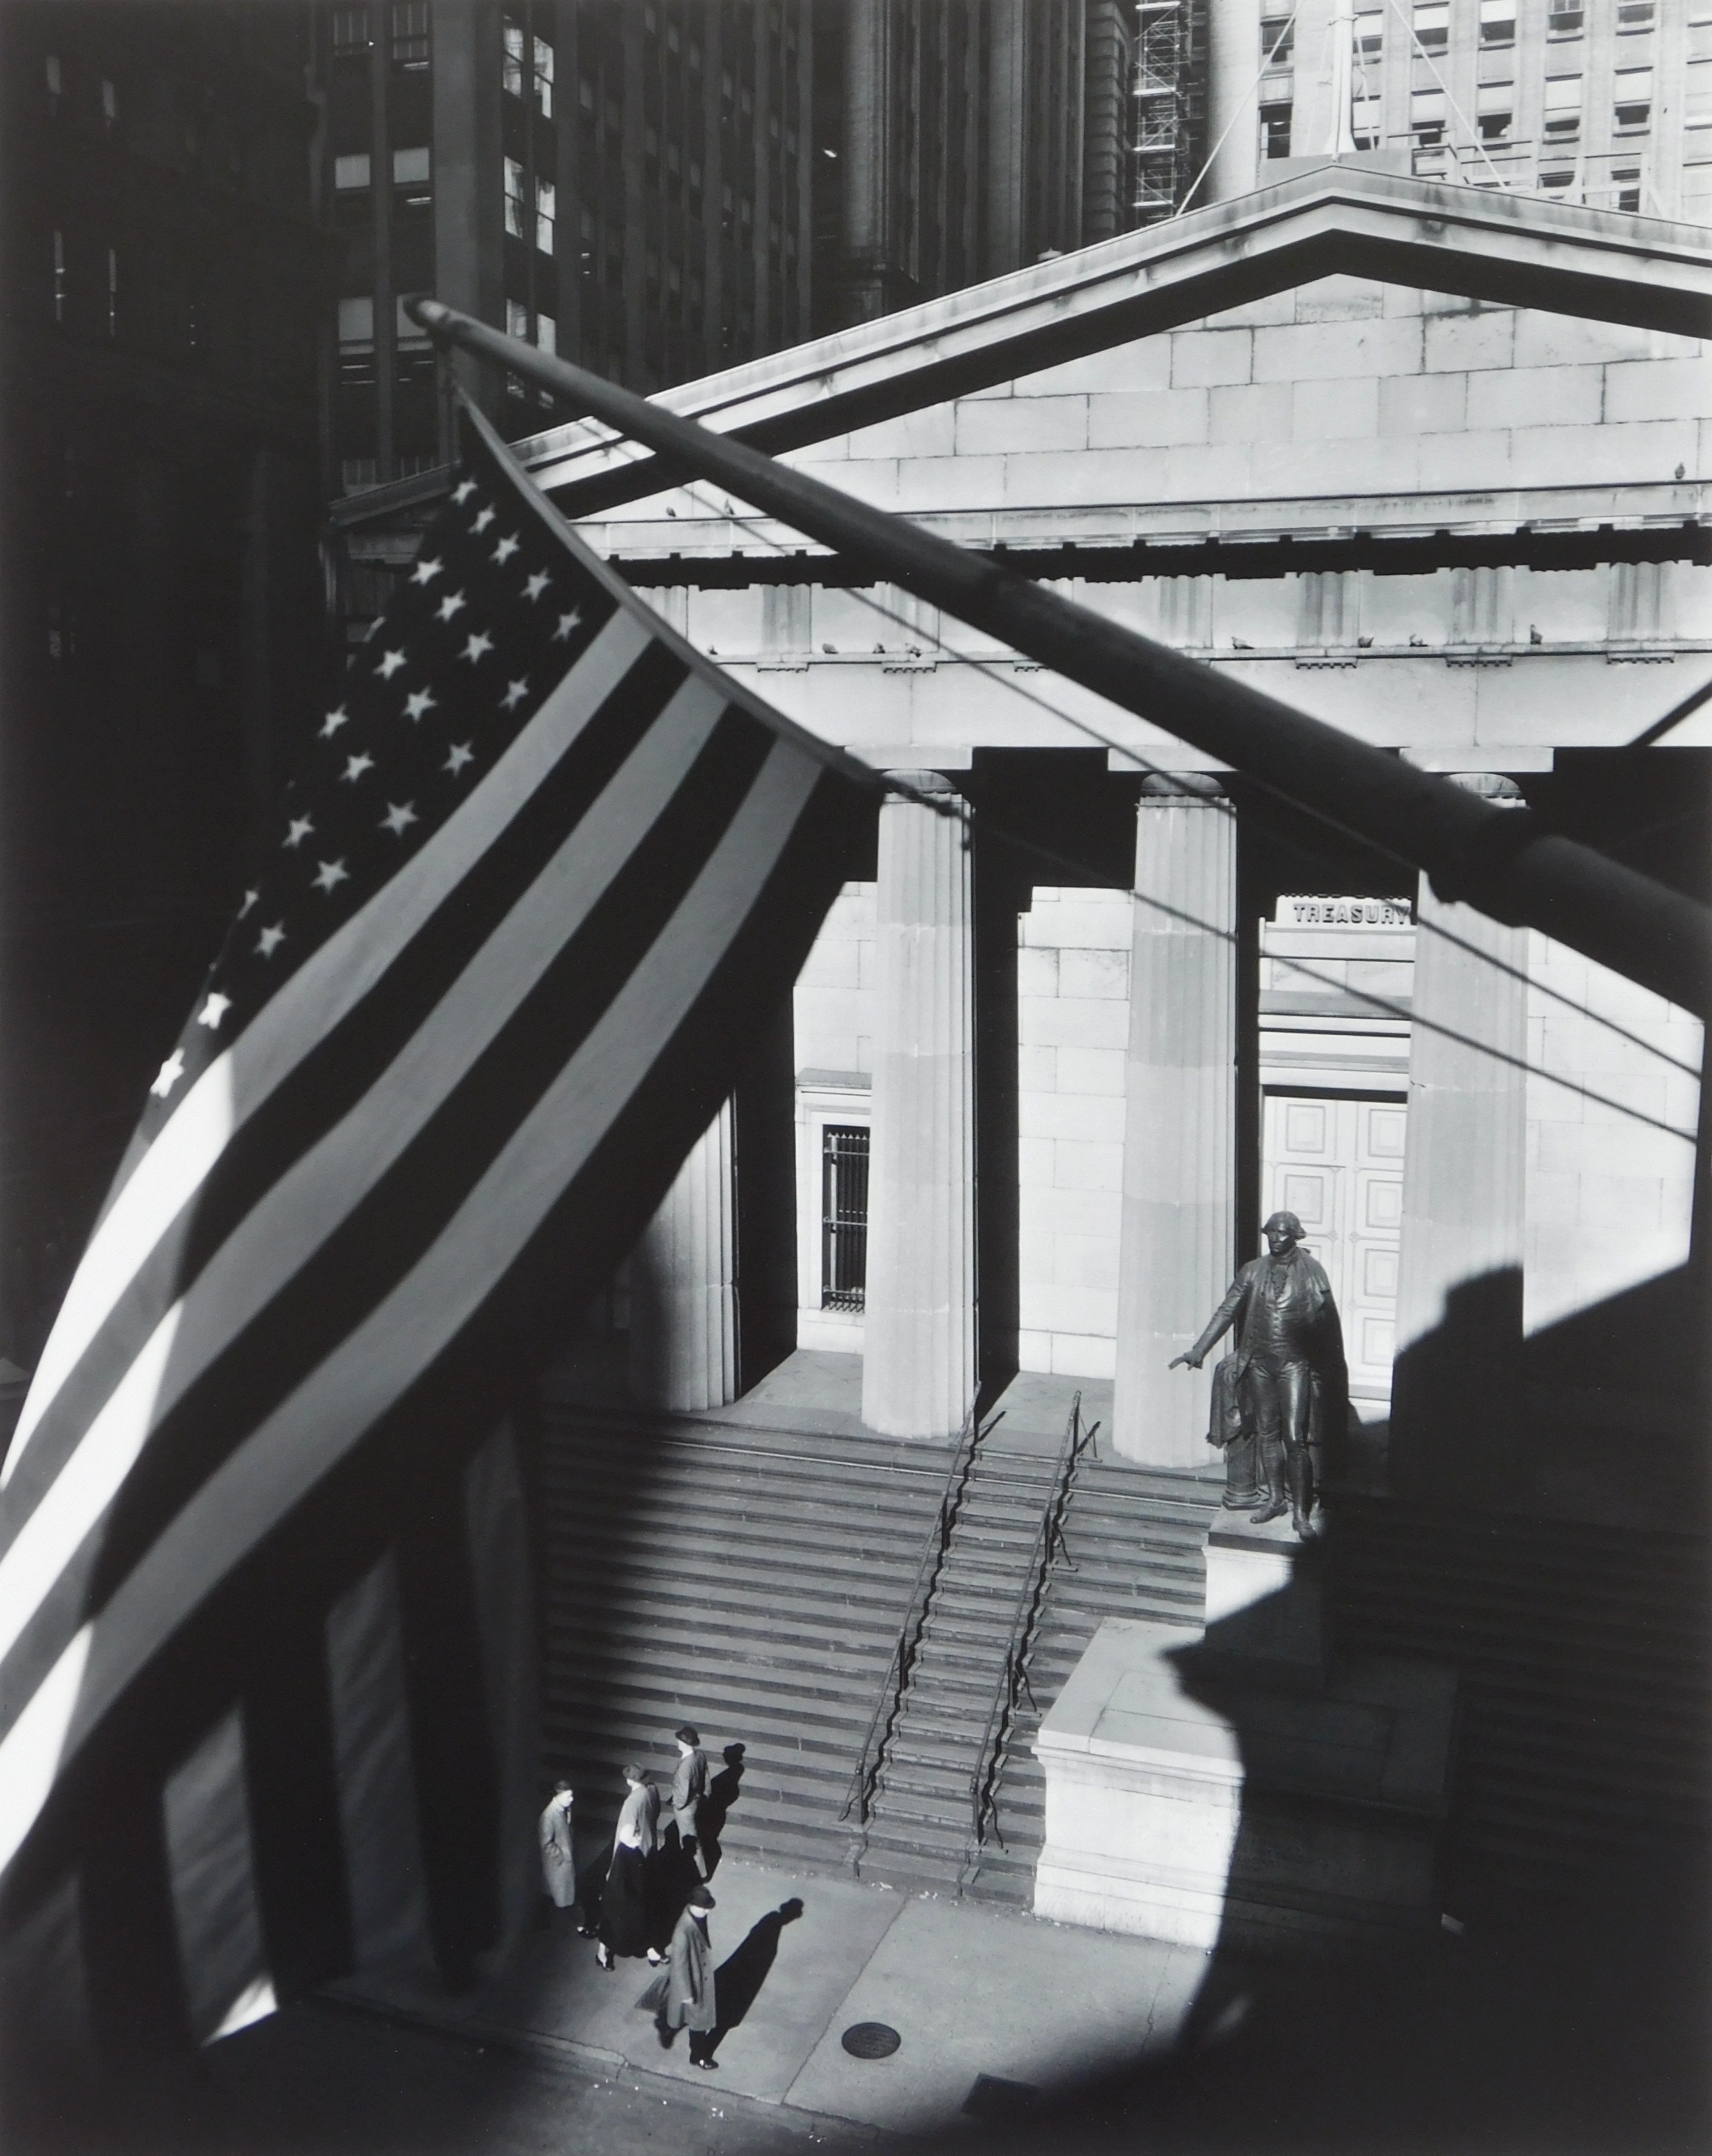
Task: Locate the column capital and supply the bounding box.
[1138,771,1229,803]
[1446,772,1525,804]
[884,767,967,796]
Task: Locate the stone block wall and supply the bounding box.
[1524,936,1702,1339]
[792,881,877,1078]
[1016,889,1133,1379]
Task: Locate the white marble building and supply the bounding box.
[479,163,1708,1521]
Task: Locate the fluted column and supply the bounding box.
[628,1100,739,1413]
[862,774,977,1439]
[1113,776,1238,1467]
[1391,778,1529,1501]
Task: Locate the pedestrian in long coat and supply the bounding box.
[596,1766,658,1970]
[537,1781,576,1910]
[640,1885,718,2067]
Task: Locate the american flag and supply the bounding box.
[0,403,876,2071]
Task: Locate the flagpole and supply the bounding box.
[409,297,1711,1017]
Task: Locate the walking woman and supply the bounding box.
[595,1764,658,1971]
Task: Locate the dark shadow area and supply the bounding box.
[735,995,800,1393]
[699,1741,747,1871]
[710,1896,804,2042]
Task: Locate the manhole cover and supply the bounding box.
[840,2022,901,2060]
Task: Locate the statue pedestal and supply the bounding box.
[1032,1523,1458,1957]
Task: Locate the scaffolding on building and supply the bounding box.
[1132,0,1197,223]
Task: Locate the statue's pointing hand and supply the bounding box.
[1169,1351,1202,1371]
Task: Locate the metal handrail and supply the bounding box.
[962,1394,1099,1879]
[839,1404,996,1844]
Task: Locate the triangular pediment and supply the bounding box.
[514,163,1712,524]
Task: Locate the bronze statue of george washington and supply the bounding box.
[1170,1211,1348,1538]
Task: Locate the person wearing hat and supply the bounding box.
[596,1765,658,1971]
[642,1884,719,2068]
[537,1779,576,1914]
[669,1725,711,1876]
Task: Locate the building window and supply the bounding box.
[332,7,372,58]
[1476,82,1513,138]
[1543,73,1582,134]
[1478,0,1515,42]
[46,52,62,113]
[100,77,117,129]
[1613,66,1652,129]
[1410,87,1447,142]
[1615,0,1654,26]
[1355,4,1383,57]
[106,246,117,338]
[1412,0,1449,52]
[390,1,429,69]
[532,33,554,117]
[535,174,555,254]
[1688,57,1712,130]
[338,293,375,382]
[341,457,380,493]
[1546,3,1583,35]
[536,311,556,355]
[506,296,530,340]
[392,143,431,210]
[504,155,526,238]
[1612,166,1642,211]
[335,151,372,191]
[502,17,525,98]
[821,1127,869,1310]
[50,228,66,324]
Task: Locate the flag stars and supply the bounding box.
[551,607,584,643]
[313,859,351,896]
[491,533,520,565]
[149,1049,186,1099]
[375,648,406,680]
[460,630,494,665]
[500,677,529,712]
[342,751,375,784]
[452,478,478,505]
[471,505,497,533]
[410,555,444,585]
[445,742,475,778]
[197,992,232,1030]
[284,815,314,850]
[523,570,550,602]
[404,687,437,722]
[256,922,287,959]
[381,801,419,837]
[321,706,350,739]
[435,590,467,624]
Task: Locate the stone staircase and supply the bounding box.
[538,1412,946,1872]
[856,1436,1218,1906]
[538,1404,1218,1896]
[1328,1495,1712,1918]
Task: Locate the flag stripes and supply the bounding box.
[0,398,878,2073]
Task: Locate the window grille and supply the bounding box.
[391,2,429,69]
[821,1127,870,1311]
[332,8,371,58]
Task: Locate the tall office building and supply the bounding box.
[816,0,1142,327]
[1213,0,1710,222]
[319,0,818,494]
[0,1,327,1370]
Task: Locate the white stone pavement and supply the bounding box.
[330,1855,1212,2139]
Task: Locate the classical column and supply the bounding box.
[628,1100,739,1413]
[862,774,977,1439]
[1204,0,1261,205]
[1389,777,1529,1502]
[1112,775,1238,1468]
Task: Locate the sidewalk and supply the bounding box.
[330,1855,1211,2140]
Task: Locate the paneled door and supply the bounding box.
[1261,1094,1408,1412]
